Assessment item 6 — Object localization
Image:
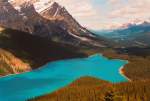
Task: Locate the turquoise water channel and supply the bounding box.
[0,54,128,101]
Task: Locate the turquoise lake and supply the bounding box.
[0,54,128,101]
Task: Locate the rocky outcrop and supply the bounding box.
[41,2,95,37]
[0,1,25,31]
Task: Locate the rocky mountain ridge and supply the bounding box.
[0,0,107,47]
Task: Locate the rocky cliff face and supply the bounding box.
[0,1,25,31]
[41,2,93,36]
[0,0,107,47]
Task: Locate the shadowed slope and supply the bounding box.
[0,28,86,75]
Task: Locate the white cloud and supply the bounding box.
[109,0,150,24]
[108,0,122,5]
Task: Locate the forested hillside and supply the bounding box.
[30,77,150,101]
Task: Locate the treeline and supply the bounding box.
[30,77,150,101]
[114,80,150,101]
[124,56,150,81]
[30,47,150,101]
[97,48,150,81]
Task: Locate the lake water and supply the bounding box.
[0,54,128,101]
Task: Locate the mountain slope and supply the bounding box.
[0,27,87,76]
[41,2,94,37]
[0,0,108,47]
[0,48,31,76]
[0,1,25,31]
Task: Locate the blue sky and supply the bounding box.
[55,0,150,30]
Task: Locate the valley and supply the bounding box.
[1,27,150,101]
[29,48,150,101]
[0,0,150,101]
[94,22,150,48]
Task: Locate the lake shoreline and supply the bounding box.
[119,66,131,82]
[0,53,130,101]
[0,54,130,82]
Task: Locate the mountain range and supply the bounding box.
[0,0,108,48]
[0,0,111,76]
[94,21,150,48]
[1,0,150,76]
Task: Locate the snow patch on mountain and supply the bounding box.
[34,0,55,13]
[9,0,58,13]
[68,31,89,41]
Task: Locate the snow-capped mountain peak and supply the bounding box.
[0,0,108,47]
[9,0,57,13]
[33,0,56,13]
[118,19,150,29]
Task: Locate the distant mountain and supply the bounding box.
[0,0,108,48]
[94,21,150,48]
